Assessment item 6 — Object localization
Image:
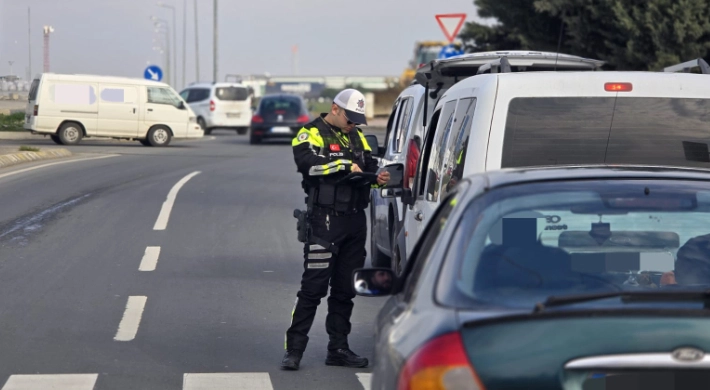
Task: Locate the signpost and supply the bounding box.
[144,65,164,82]
[435,13,466,43]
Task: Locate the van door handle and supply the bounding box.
[133,108,136,114]
[147,108,153,112]
[415,212,424,222]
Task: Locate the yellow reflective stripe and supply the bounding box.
[309,159,352,176]
[292,127,324,147]
[357,130,372,152]
[450,198,458,207]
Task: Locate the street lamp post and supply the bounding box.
[157,2,178,88]
[152,17,171,85]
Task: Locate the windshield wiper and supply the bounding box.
[533,290,710,313]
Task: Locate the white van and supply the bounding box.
[383,58,710,274]
[179,82,252,135]
[24,73,202,146]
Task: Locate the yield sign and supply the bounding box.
[435,13,467,43]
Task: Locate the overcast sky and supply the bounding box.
[0,0,491,87]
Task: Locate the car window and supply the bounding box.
[179,89,190,101]
[439,179,710,309]
[501,97,710,169]
[441,98,477,197]
[426,100,457,202]
[49,83,97,105]
[28,79,40,101]
[259,96,305,115]
[403,191,459,302]
[416,109,442,198]
[215,86,248,101]
[384,99,401,154]
[100,86,137,104]
[147,87,181,107]
[395,98,413,154]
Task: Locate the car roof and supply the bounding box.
[415,50,605,86]
[41,73,168,87]
[260,93,304,100]
[185,82,247,89]
[464,165,710,192]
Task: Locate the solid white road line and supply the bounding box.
[139,246,161,271]
[1,374,98,390]
[114,296,147,341]
[183,373,274,390]
[356,373,372,390]
[0,154,119,180]
[153,171,201,231]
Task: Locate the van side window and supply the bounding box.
[50,84,96,105]
[147,87,181,107]
[416,110,441,198]
[384,99,402,154]
[425,100,457,202]
[442,98,477,196]
[395,98,414,153]
[100,87,136,104]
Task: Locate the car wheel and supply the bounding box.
[250,134,262,144]
[198,118,211,135]
[50,134,64,145]
[139,139,151,146]
[147,126,172,147]
[58,122,83,145]
[236,127,248,135]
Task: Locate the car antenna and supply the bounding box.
[554,15,566,71]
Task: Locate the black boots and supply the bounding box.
[325,349,369,368]
[280,350,303,370]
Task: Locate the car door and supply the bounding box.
[97,84,139,137]
[373,98,404,247]
[404,100,457,256]
[144,86,189,137]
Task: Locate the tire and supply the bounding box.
[139,139,151,146]
[236,127,248,135]
[198,118,211,135]
[57,122,83,145]
[50,134,64,145]
[147,126,172,147]
[249,134,262,144]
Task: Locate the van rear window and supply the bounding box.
[28,79,40,101]
[501,97,710,169]
[215,87,248,101]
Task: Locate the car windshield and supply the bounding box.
[259,96,304,115]
[440,179,710,309]
[215,86,248,101]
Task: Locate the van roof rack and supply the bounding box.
[663,58,710,74]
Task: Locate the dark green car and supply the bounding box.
[355,166,710,390]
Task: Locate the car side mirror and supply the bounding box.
[365,134,384,158]
[378,163,404,190]
[352,268,396,296]
[178,101,186,110]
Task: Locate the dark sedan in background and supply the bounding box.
[249,94,310,144]
[355,165,710,390]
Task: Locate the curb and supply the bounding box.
[0,149,73,169]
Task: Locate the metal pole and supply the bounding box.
[182,0,186,87]
[213,0,218,82]
[171,10,177,87]
[28,7,31,79]
[166,27,171,86]
[194,0,200,82]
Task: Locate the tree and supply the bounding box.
[460,0,710,70]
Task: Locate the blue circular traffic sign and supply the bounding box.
[144,65,163,81]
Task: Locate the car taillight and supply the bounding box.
[33,105,39,116]
[404,139,420,190]
[604,82,633,92]
[251,115,264,124]
[209,100,216,111]
[297,115,310,123]
[397,332,484,390]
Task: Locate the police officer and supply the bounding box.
[281,89,390,371]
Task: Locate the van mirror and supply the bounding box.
[365,135,383,157]
[352,268,395,296]
[379,163,404,189]
[381,188,404,198]
[177,101,186,110]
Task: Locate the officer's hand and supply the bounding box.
[351,164,363,173]
[377,171,390,185]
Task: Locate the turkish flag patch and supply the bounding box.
[329,144,341,152]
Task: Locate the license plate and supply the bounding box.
[271,126,291,133]
[226,113,241,118]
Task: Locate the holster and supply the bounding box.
[292,188,339,255]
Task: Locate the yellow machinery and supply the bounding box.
[400,41,459,86]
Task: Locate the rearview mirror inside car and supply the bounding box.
[352,268,395,296]
[365,134,383,158]
[378,163,404,190]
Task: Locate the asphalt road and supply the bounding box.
[0,129,388,390]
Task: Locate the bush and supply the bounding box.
[19,146,40,152]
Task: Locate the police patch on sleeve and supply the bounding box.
[298,133,309,141]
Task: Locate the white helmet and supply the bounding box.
[333,88,367,125]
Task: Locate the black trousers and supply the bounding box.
[285,207,367,352]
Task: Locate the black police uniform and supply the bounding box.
[283,114,378,368]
